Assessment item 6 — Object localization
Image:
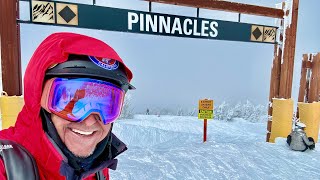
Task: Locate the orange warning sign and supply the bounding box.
[198,100,213,110]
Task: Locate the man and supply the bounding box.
[287,122,315,152]
[0,32,135,179]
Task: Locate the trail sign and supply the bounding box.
[27,1,277,44]
[198,99,214,142]
[250,25,276,43]
[198,110,213,119]
[31,1,55,24]
[198,99,214,119]
[56,3,78,25]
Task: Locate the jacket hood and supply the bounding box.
[0,32,132,179]
[24,32,132,115]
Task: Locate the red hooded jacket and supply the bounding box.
[0,32,132,179]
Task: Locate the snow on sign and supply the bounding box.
[198,99,214,119]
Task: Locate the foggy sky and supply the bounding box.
[17,0,320,113]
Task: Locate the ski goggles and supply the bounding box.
[42,78,125,124]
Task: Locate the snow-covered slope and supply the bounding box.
[110,115,320,180]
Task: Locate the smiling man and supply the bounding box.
[0,32,135,179]
[50,114,112,158]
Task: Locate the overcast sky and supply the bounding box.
[17,0,320,113]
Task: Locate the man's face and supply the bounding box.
[51,114,111,158]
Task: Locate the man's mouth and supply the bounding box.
[70,128,94,136]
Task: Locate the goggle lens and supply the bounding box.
[48,78,124,124]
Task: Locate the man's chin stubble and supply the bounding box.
[73,148,95,159]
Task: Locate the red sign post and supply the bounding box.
[203,119,207,142]
[198,99,214,143]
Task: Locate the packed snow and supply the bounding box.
[110,115,320,180]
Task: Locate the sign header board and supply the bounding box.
[29,1,277,44]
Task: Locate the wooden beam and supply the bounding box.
[266,2,285,142]
[145,0,284,18]
[305,55,312,103]
[266,44,282,142]
[308,53,320,102]
[269,0,299,141]
[316,53,320,102]
[269,45,282,101]
[0,0,22,96]
[297,54,309,103]
[279,0,299,99]
[302,59,312,69]
[296,54,309,118]
[287,0,299,98]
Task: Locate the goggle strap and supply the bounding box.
[40,78,55,113]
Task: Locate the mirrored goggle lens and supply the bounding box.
[48,78,124,124]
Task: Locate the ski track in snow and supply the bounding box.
[110,115,320,180]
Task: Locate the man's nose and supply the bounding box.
[81,114,99,126]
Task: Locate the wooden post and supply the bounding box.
[203,119,207,142]
[305,55,312,103]
[296,54,311,118]
[279,0,299,99]
[298,54,310,103]
[266,43,282,141]
[308,53,320,102]
[266,0,299,142]
[266,3,284,142]
[0,0,22,96]
[316,53,320,102]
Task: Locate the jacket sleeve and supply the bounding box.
[0,158,7,180]
[103,168,109,180]
[302,134,314,146]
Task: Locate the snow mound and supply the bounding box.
[110,115,320,180]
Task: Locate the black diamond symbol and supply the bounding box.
[58,6,76,23]
[252,27,262,40]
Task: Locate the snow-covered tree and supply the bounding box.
[188,108,197,117]
[119,93,134,119]
[215,101,232,121]
[176,107,184,116]
[214,100,267,122]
